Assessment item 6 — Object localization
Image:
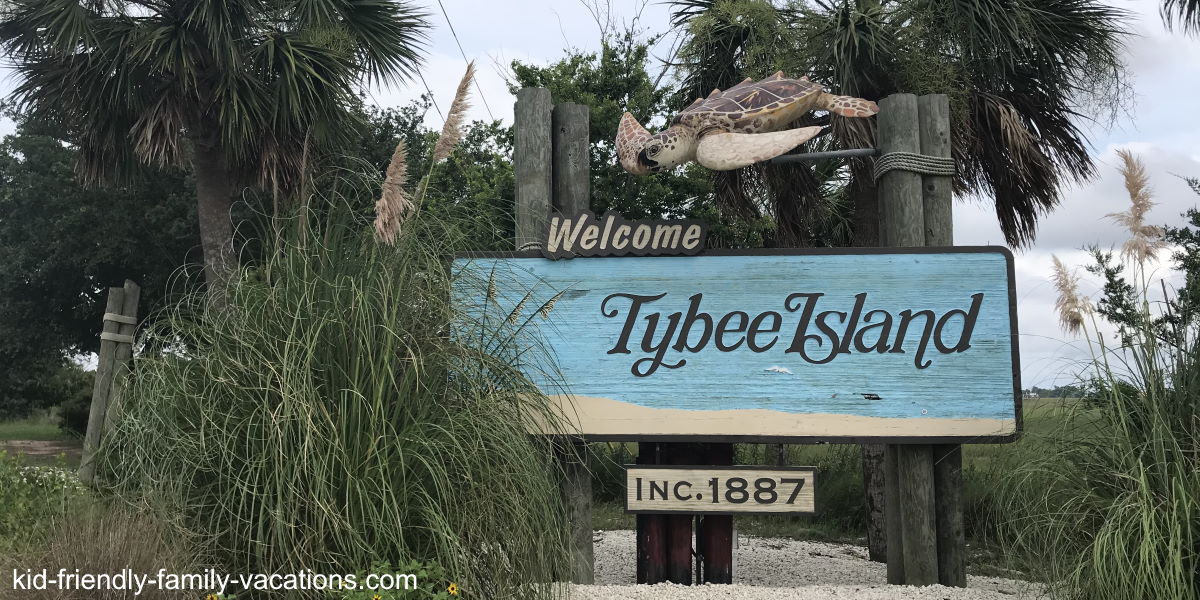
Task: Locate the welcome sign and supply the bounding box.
[452,247,1020,443]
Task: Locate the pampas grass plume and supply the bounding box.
[1107,149,1168,265]
[1052,254,1090,335]
[433,61,475,162]
[374,139,413,245]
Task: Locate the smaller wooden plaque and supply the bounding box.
[626,465,816,514]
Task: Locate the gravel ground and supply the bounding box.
[572,530,1045,600]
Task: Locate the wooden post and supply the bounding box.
[862,443,888,563]
[883,446,905,584]
[79,280,139,485]
[878,93,939,585]
[877,94,925,247]
[550,100,595,584]
[514,87,553,250]
[516,89,594,584]
[933,444,966,587]
[898,445,939,585]
[919,93,967,588]
[661,442,694,585]
[559,443,594,584]
[551,103,590,216]
[918,95,953,247]
[697,443,734,584]
[103,280,141,433]
[636,442,666,584]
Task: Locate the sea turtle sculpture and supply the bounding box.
[617,72,879,174]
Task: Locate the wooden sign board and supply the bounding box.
[626,466,816,514]
[451,247,1021,443]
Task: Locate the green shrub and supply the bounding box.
[0,451,88,555]
[996,243,1199,598]
[97,207,570,599]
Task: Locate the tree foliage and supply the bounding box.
[0,0,430,289]
[0,114,199,417]
[510,33,712,221]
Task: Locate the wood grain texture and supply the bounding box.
[884,446,904,584]
[919,95,953,246]
[453,249,1019,440]
[697,443,734,583]
[934,444,966,586]
[626,467,816,514]
[636,442,666,584]
[103,280,140,434]
[79,287,124,484]
[898,445,939,585]
[515,88,552,249]
[879,94,924,247]
[552,103,590,216]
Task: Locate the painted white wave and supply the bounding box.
[763,366,794,375]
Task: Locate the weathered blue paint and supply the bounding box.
[452,248,1019,440]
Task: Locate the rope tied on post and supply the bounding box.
[872,151,956,182]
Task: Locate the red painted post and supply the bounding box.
[661,442,695,584]
[636,442,666,584]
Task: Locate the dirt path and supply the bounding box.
[1,440,83,463]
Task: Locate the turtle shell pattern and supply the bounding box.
[672,74,825,136]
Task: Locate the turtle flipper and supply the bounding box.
[695,127,822,171]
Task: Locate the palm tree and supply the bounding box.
[667,0,1130,561]
[0,0,429,293]
[1163,0,1200,33]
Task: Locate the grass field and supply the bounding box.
[0,411,71,441]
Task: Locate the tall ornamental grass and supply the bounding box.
[96,203,571,598]
[995,151,1199,600]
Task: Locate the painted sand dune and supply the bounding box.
[533,394,1017,440]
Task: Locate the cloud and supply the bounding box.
[363,48,543,128]
[955,145,1200,252]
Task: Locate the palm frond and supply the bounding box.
[1162,0,1200,33]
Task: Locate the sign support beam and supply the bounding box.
[515,88,595,584]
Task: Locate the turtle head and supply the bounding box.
[617,112,654,175]
[638,126,697,173]
[617,113,697,175]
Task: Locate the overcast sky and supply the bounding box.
[2,0,1198,388]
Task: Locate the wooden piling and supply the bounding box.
[898,445,939,585]
[79,280,140,485]
[878,93,940,585]
[636,442,666,584]
[551,103,590,216]
[515,88,594,584]
[933,444,966,587]
[918,94,953,247]
[918,93,967,588]
[514,87,553,250]
[877,94,925,247]
[883,446,905,584]
[103,280,140,433]
[697,443,734,584]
